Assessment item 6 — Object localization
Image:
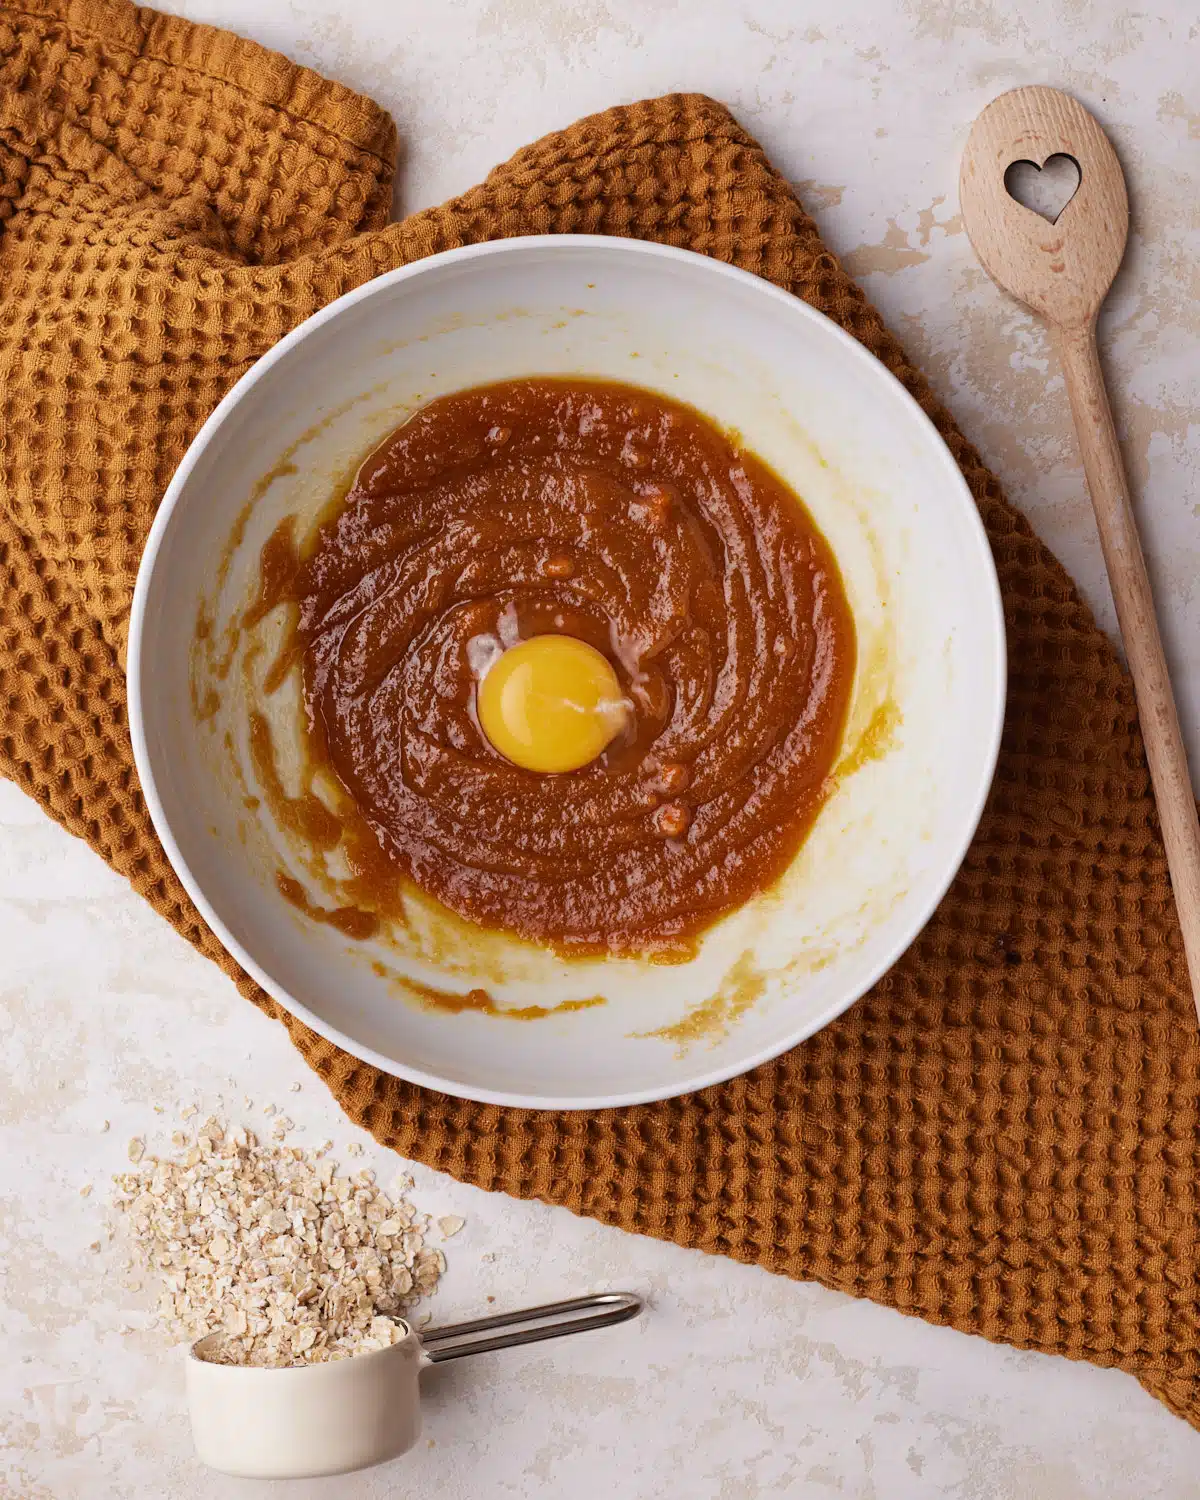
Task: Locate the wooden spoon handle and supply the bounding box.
[1057,323,1200,1014]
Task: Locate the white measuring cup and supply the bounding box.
[186,1290,642,1478]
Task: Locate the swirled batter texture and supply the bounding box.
[279,379,855,956]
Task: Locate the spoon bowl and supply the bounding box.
[960,85,1127,327]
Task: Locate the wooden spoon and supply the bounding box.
[960,85,1200,1020]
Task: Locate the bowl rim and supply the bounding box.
[127,233,1007,1111]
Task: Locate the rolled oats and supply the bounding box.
[111,1116,451,1367]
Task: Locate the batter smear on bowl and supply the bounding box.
[253,378,856,957]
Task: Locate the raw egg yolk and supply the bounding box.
[477,635,627,774]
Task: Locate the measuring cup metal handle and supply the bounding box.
[420,1291,642,1364]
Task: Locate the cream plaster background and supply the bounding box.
[3,1,1199,1495]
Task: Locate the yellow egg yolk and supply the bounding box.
[477,635,627,773]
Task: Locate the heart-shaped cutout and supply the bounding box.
[1003,153,1081,224]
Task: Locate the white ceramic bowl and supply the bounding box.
[129,236,1005,1110]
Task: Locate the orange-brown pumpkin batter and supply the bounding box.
[259,378,855,957]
